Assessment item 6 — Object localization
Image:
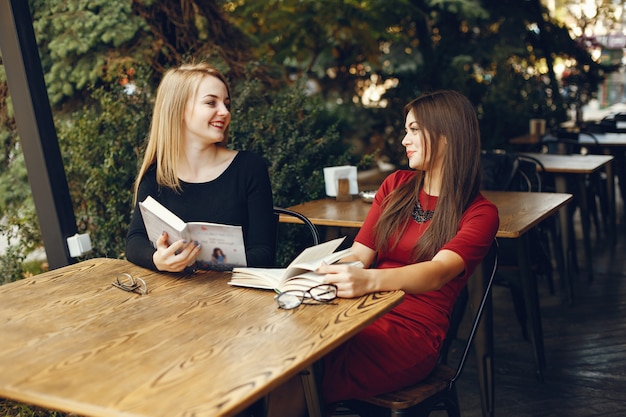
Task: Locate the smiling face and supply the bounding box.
[183,75,232,147]
[402,110,431,170]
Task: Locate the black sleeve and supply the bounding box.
[125,170,158,270]
[241,153,277,267]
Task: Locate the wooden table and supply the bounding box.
[0,258,403,417]
[282,190,573,417]
[519,152,614,282]
[580,132,626,147]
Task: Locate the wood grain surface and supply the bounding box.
[281,199,372,228]
[0,258,403,417]
[481,191,572,238]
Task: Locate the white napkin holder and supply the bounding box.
[323,165,358,197]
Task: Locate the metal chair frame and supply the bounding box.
[273,206,321,246]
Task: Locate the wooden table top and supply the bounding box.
[518,152,613,174]
[580,132,626,146]
[0,258,403,417]
[481,191,572,238]
[283,198,372,228]
[281,191,572,239]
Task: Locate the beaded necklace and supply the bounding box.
[411,197,435,223]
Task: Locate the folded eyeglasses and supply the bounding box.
[112,273,147,295]
[274,283,337,310]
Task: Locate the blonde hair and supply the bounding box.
[374,90,481,261]
[133,62,231,203]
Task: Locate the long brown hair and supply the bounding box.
[374,90,481,261]
[132,62,231,204]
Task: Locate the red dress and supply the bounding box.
[322,170,499,404]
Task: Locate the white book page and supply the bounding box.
[230,268,284,289]
[288,247,352,272]
[285,237,345,272]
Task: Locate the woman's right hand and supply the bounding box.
[152,231,201,272]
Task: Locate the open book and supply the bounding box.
[229,237,361,292]
[138,196,247,270]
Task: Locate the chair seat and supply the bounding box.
[361,364,456,410]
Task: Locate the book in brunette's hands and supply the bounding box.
[229,237,362,292]
[138,196,247,270]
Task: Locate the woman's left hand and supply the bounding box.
[316,262,374,298]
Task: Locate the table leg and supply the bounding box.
[612,149,626,224]
[301,365,324,417]
[575,176,594,281]
[602,152,617,242]
[468,260,494,417]
[517,234,546,381]
[554,175,575,303]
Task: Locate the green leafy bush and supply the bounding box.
[57,83,152,260]
[230,77,355,264]
[231,78,354,207]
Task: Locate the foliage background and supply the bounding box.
[0,0,615,275]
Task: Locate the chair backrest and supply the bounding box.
[480,150,519,191]
[511,153,545,192]
[448,238,498,389]
[481,150,542,192]
[273,207,320,246]
[541,131,598,155]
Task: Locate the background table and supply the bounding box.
[0,258,403,417]
[519,152,614,281]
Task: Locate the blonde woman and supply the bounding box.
[126,62,275,272]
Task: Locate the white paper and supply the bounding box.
[323,165,358,196]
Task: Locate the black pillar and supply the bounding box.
[0,0,77,269]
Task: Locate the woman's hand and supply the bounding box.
[152,231,201,272]
[316,262,375,298]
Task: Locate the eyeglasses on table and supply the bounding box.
[274,283,337,310]
[112,273,147,295]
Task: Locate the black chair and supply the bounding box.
[338,240,499,417]
[273,206,320,246]
[511,153,545,192]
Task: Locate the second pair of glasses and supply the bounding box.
[112,273,147,295]
[274,283,337,310]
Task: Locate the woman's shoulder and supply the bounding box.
[232,150,268,168]
[463,192,500,228]
[473,191,498,212]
